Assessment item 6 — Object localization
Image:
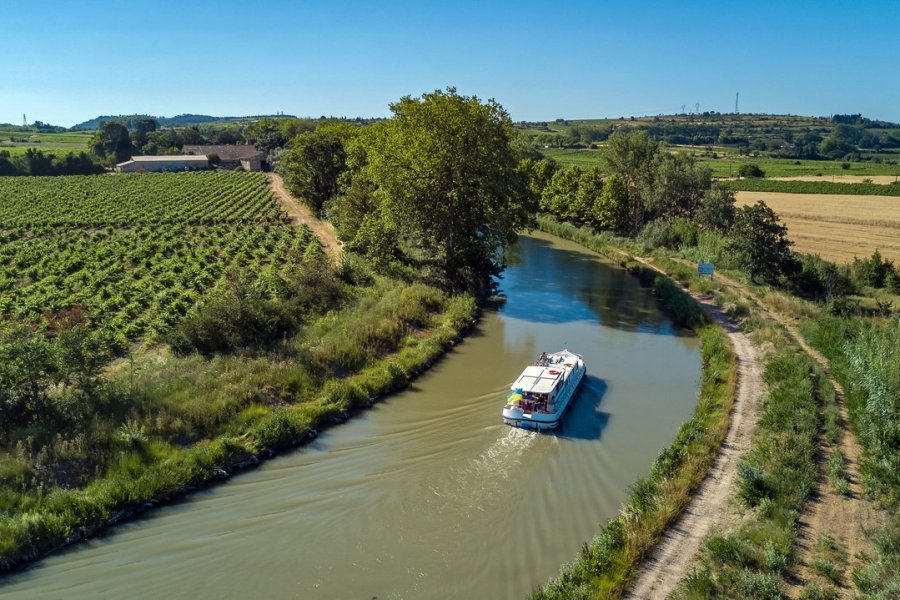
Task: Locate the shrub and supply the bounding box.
[640,217,699,251]
[737,462,774,506]
[849,249,896,289]
[738,163,766,178]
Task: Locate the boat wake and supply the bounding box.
[470,427,538,481]
[425,427,540,515]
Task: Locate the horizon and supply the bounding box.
[3,0,900,127]
[6,109,900,131]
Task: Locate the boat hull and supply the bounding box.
[502,359,585,430]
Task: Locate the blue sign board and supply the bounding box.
[698,262,715,277]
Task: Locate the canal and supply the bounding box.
[2,232,701,599]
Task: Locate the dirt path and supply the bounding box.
[267,173,343,261]
[667,261,883,598]
[617,256,764,600]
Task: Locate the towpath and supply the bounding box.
[622,254,764,599]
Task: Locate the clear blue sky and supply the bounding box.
[2,0,899,127]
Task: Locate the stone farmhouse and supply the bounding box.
[182,144,268,171]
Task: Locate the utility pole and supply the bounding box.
[681,104,686,115]
[735,92,739,114]
[23,114,26,127]
[695,102,700,115]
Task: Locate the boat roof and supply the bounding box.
[512,366,562,394]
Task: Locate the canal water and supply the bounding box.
[2,232,701,599]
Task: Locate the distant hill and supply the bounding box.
[70,113,298,131]
[517,113,900,161]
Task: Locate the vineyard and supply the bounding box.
[722,178,900,196]
[0,171,286,225]
[0,171,319,347]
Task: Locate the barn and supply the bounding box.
[182,145,269,171]
[116,155,210,173]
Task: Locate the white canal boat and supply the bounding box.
[502,349,586,430]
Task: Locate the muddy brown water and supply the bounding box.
[2,232,701,599]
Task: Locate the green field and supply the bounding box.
[541,147,605,166]
[0,172,315,346]
[699,157,900,178]
[541,147,900,177]
[722,178,900,196]
[0,130,92,156]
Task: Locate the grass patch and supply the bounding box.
[675,348,824,599]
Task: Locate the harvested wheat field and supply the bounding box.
[735,191,900,263]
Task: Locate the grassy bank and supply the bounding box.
[721,178,900,196]
[0,277,478,572]
[675,348,825,599]
[800,316,900,597]
[531,219,737,598]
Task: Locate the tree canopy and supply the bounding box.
[277,122,357,214]
[359,88,533,296]
[89,122,133,164]
[726,201,796,282]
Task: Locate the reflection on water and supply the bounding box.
[1,231,701,600]
[504,235,679,335]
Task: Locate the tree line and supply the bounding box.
[522,130,805,286]
[87,117,319,166]
[0,149,102,176]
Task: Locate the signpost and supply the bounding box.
[698,262,715,278]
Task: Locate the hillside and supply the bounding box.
[70,113,298,130]
[520,113,900,167]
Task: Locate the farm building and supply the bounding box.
[182,144,268,171]
[116,155,209,173]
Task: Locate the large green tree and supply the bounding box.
[361,88,532,297]
[130,118,158,150]
[601,130,660,233]
[90,122,133,163]
[540,167,582,224]
[594,174,630,233]
[641,152,711,220]
[726,201,796,282]
[277,122,357,214]
[697,185,736,233]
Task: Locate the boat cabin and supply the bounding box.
[511,366,565,413]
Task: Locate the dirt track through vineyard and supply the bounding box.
[267,173,343,260]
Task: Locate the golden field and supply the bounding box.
[735,191,900,263]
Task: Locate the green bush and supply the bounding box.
[738,164,766,178]
[640,217,699,251]
[737,462,774,506]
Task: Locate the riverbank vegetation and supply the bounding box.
[676,349,826,598]
[0,89,527,572]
